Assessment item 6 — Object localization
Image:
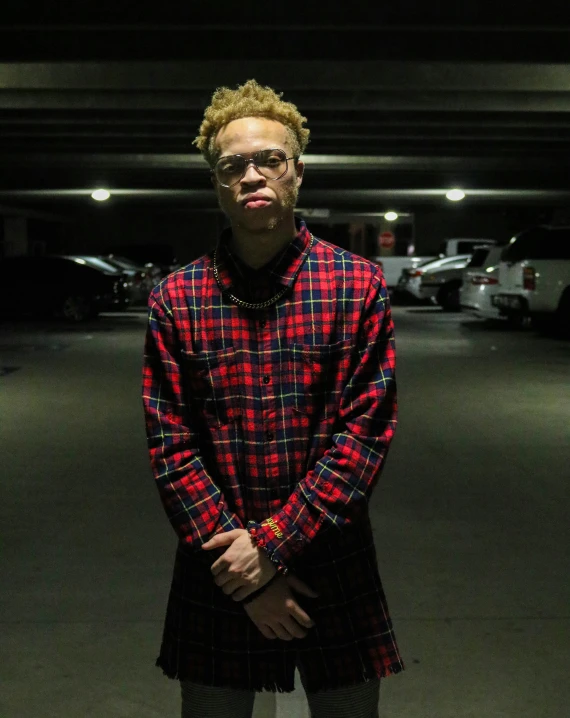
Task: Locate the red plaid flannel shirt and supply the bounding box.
[142,219,404,692]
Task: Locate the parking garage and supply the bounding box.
[1,6,570,718]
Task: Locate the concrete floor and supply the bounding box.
[1,306,569,718]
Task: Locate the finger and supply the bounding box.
[210,557,229,577]
[231,586,254,602]
[258,623,277,640]
[202,530,240,550]
[289,604,315,630]
[212,568,229,584]
[281,616,308,640]
[272,622,295,641]
[220,579,242,596]
[286,575,320,597]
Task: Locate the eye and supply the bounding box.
[260,150,286,167]
[220,159,241,172]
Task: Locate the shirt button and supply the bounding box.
[263,375,271,384]
[266,431,274,441]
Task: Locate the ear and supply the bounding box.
[295,159,305,188]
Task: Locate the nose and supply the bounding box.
[241,159,266,184]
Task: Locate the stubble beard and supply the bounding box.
[222,182,300,234]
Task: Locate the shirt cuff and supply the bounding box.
[246,520,292,575]
[247,513,311,571]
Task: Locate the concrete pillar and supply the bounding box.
[3,217,28,256]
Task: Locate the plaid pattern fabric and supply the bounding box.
[142,219,405,692]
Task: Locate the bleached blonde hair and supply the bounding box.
[193,79,310,166]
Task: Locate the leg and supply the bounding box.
[180,679,256,718]
[300,674,381,718]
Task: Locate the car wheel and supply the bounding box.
[61,295,97,322]
[437,282,462,312]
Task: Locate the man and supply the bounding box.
[142,79,404,718]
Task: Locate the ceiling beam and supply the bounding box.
[2,61,570,91]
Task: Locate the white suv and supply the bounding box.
[493,226,570,334]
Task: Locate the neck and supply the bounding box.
[229,216,298,269]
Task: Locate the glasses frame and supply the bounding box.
[211,148,297,188]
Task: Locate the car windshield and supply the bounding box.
[105,255,143,270]
[67,256,120,273]
[467,248,491,268]
[424,254,471,270]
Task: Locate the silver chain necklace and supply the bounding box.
[212,234,315,310]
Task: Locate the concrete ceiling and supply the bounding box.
[2,3,570,214]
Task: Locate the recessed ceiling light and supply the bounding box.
[446,189,466,202]
[384,211,398,221]
[91,189,111,201]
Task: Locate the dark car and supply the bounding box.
[0,255,120,321]
[62,255,131,310]
[105,244,180,278]
[101,254,156,304]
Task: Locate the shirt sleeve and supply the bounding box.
[247,269,397,569]
[142,285,244,566]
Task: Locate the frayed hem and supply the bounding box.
[297,661,405,694]
[155,657,404,694]
[155,658,296,693]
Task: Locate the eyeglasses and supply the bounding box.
[212,148,296,188]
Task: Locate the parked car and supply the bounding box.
[105,244,180,278]
[398,254,472,304]
[0,255,119,321]
[375,237,496,291]
[460,245,506,321]
[371,253,434,291]
[492,226,570,334]
[63,255,131,310]
[419,255,474,310]
[102,254,157,303]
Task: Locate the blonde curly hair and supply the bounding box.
[193,79,310,166]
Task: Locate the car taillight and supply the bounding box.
[523,267,536,291]
[471,276,499,286]
[409,270,423,278]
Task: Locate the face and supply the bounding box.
[211,117,304,233]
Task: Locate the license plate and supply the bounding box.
[494,295,521,309]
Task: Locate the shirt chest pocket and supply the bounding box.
[180,348,242,427]
[289,340,354,418]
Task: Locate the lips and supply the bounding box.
[242,194,271,209]
[245,200,270,209]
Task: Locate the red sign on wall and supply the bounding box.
[379,231,396,249]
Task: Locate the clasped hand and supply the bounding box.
[202,528,276,602]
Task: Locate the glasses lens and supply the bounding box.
[215,156,246,186]
[254,149,288,180]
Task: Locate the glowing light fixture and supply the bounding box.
[446,189,465,202]
[91,189,111,201]
[384,211,398,221]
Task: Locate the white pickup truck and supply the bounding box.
[492,225,570,335]
[371,237,497,290]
